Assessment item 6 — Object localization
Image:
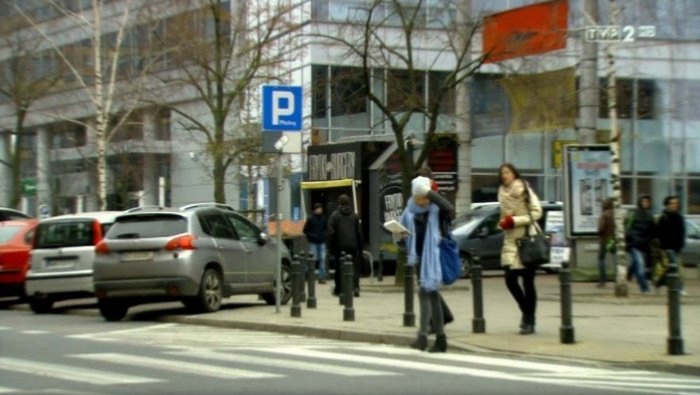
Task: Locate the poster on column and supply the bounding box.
[563,145,613,237]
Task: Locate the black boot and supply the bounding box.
[519,315,526,330]
[410,334,428,351]
[519,315,535,335]
[428,335,447,353]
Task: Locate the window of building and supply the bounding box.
[110,112,144,142]
[155,108,171,140]
[386,69,424,113]
[688,178,700,214]
[50,122,87,149]
[428,71,456,116]
[311,65,329,126]
[330,66,368,117]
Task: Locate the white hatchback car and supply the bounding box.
[25,211,122,313]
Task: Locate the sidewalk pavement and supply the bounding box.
[159,268,700,375]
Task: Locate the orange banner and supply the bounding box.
[483,0,568,63]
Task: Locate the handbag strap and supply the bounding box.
[522,182,543,237]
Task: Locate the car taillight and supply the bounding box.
[92,219,103,246]
[95,241,110,254]
[165,234,196,251]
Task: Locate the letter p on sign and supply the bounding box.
[262,85,303,132]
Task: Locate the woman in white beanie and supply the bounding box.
[400,176,455,352]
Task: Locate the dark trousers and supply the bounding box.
[504,267,537,320]
[415,262,454,326]
[333,249,360,295]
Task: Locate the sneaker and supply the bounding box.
[641,290,652,295]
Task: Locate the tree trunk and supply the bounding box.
[454,0,472,216]
[95,116,108,210]
[10,108,26,208]
[607,0,628,297]
[213,156,226,204]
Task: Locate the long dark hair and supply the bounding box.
[498,163,521,185]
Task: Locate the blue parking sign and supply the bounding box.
[262,85,302,132]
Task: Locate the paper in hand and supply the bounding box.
[383,220,410,234]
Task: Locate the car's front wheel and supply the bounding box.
[98,300,128,322]
[261,263,292,305]
[195,268,223,313]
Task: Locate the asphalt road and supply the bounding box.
[1,309,699,395]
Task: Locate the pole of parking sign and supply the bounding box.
[275,152,283,314]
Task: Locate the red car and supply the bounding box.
[0,220,38,298]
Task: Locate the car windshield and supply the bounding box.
[107,214,187,239]
[35,220,95,248]
[0,225,22,243]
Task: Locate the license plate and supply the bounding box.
[46,259,76,269]
[121,251,154,262]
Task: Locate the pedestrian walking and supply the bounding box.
[303,202,328,283]
[625,195,654,294]
[597,197,617,288]
[497,163,542,335]
[654,196,686,292]
[400,176,455,352]
[327,194,363,297]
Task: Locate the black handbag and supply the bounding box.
[516,185,551,268]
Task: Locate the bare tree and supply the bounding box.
[16,0,160,210]
[312,0,485,202]
[150,0,298,204]
[0,6,60,208]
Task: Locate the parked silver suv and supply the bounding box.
[93,206,292,321]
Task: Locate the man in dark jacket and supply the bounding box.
[327,194,364,296]
[625,195,654,294]
[656,196,685,290]
[303,203,328,283]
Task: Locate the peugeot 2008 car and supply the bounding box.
[25,212,121,313]
[93,206,292,321]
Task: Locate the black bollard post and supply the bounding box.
[403,264,416,327]
[290,255,302,318]
[559,261,575,344]
[338,251,346,305]
[306,252,317,309]
[343,254,355,321]
[377,250,384,282]
[298,253,307,304]
[470,250,486,333]
[667,259,684,355]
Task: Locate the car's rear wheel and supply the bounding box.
[98,300,128,322]
[29,297,53,314]
[195,268,223,313]
[460,253,472,278]
[261,263,292,305]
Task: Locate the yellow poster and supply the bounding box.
[500,68,577,133]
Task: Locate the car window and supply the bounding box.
[227,214,259,244]
[107,215,187,239]
[686,222,699,239]
[483,214,502,235]
[199,214,237,240]
[0,225,22,243]
[35,220,95,248]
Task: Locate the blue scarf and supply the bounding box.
[400,198,442,291]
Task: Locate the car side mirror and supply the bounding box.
[258,233,271,245]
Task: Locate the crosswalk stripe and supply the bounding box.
[67,323,176,340]
[352,345,652,376]
[168,349,399,377]
[0,357,162,386]
[535,372,700,384]
[258,347,513,379]
[537,378,700,391]
[72,353,282,380]
[0,387,17,393]
[21,330,50,335]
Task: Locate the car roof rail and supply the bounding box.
[124,205,167,213]
[179,203,236,212]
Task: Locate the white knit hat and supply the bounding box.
[411,176,431,197]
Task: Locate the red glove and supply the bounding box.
[499,215,515,230]
[431,180,439,191]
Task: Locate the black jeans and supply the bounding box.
[332,249,360,295]
[504,267,537,320]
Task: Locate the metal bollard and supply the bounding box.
[667,260,684,355]
[305,252,317,309]
[470,251,486,333]
[377,250,384,282]
[403,264,416,327]
[338,251,346,305]
[298,253,307,304]
[559,261,575,344]
[290,255,302,318]
[343,254,355,321]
